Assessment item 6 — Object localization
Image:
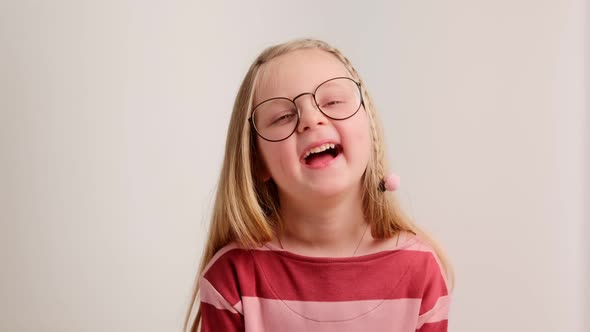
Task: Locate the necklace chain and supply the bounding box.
[277,223,370,257]
[352,223,369,256]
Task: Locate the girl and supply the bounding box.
[184,39,453,332]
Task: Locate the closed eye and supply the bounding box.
[271,112,297,125]
[322,100,345,108]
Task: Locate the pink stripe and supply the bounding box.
[416,295,451,328]
[417,320,448,332]
[405,238,433,253]
[418,295,451,328]
[241,297,421,331]
[200,277,241,314]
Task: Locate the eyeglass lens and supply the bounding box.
[252,77,361,142]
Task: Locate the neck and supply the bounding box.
[278,187,369,257]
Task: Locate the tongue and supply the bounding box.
[306,152,334,167]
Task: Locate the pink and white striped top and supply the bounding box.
[199,234,450,331]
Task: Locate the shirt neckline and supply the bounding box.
[262,233,418,264]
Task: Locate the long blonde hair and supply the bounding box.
[183,38,453,332]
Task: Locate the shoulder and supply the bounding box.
[400,235,452,328]
[200,241,279,289]
[201,242,266,281]
[201,243,246,274]
[389,232,451,292]
[199,242,263,313]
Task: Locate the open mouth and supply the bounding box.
[303,144,343,166]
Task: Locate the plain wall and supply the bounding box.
[1,0,587,331]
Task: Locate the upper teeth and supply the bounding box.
[303,143,335,159]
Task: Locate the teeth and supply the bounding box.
[303,143,336,159]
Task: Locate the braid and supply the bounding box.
[319,45,394,238]
[322,46,386,178]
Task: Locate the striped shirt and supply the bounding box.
[199,234,450,331]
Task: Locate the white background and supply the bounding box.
[1,1,587,331]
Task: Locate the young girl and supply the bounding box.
[184,38,453,332]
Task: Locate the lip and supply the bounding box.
[299,140,343,170]
[299,140,341,161]
[302,151,342,169]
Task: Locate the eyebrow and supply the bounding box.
[255,73,353,104]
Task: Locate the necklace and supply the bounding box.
[277,222,370,257]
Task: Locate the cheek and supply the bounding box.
[256,140,273,169]
[346,114,373,156]
[346,119,373,174]
[358,129,373,165]
[256,139,293,174]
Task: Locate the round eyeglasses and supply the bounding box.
[249,77,363,142]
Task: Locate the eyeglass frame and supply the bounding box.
[248,76,364,142]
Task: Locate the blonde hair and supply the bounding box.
[183,38,454,332]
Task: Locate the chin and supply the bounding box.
[305,177,360,198]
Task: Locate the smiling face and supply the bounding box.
[253,48,372,202]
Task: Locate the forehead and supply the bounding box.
[254,48,352,104]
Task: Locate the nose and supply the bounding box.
[295,94,328,133]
